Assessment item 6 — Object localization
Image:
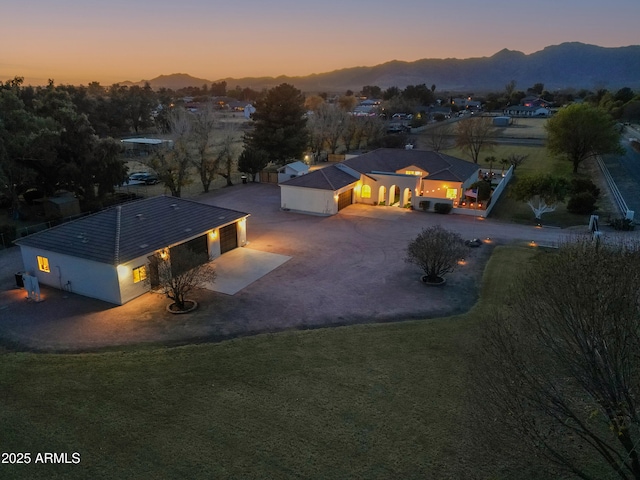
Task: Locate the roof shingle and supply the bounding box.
[15,196,249,265]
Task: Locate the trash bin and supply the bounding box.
[15,272,24,288]
[241,175,247,184]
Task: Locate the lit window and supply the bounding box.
[405,170,422,176]
[361,185,371,198]
[132,265,147,283]
[37,256,50,273]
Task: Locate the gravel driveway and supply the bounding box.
[0,183,599,352]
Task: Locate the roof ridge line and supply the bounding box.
[114,206,121,265]
[319,167,336,190]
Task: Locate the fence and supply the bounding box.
[597,157,634,220]
[259,171,279,184]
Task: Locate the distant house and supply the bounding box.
[14,196,249,305]
[452,98,482,110]
[503,106,550,117]
[521,96,552,108]
[277,161,309,183]
[279,148,479,216]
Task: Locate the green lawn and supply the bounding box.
[0,246,536,480]
[443,144,593,227]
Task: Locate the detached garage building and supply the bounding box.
[14,196,249,305]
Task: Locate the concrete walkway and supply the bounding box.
[204,247,291,295]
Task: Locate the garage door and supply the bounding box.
[219,223,238,254]
[337,189,353,211]
[170,235,209,276]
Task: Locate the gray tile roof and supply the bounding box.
[280,164,359,190]
[279,149,478,191]
[343,148,479,183]
[14,196,249,265]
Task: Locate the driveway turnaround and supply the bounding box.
[1,182,635,352]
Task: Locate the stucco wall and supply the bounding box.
[280,185,336,215]
[117,254,156,304]
[19,245,122,304]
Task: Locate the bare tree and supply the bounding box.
[510,173,569,221]
[473,239,640,480]
[341,115,358,153]
[190,104,218,193]
[157,247,216,311]
[455,117,497,163]
[149,107,193,197]
[307,103,349,156]
[213,124,239,186]
[405,225,468,284]
[422,122,453,152]
[359,115,385,149]
[501,153,528,173]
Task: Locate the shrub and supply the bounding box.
[569,178,600,199]
[418,200,430,211]
[434,203,452,214]
[469,180,492,201]
[405,225,467,282]
[567,191,597,214]
[610,217,635,231]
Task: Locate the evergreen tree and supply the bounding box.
[244,83,308,165]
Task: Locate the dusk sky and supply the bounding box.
[3,0,639,86]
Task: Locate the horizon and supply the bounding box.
[2,0,640,86]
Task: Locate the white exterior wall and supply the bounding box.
[280,185,337,215]
[117,254,156,304]
[19,246,122,304]
[208,230,222,259]
[368,173,419,206]
[236,218,248,246]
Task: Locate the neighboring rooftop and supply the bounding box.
[14,196,249,265]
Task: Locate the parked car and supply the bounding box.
[127,173,159,185]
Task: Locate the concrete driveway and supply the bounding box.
[0,183,631,352]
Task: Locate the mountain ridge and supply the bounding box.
[122,42,640,92]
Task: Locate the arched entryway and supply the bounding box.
[389,185,400,206]
[378,186,387,205]
[401,187,412,207]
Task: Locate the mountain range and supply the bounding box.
[123,43,640,93]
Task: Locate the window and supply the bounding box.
[132,265,147,283]
[405,170,422,176]
[361,185,371,199]
[37,256,50,273]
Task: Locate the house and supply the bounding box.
[14,196,249,305]
[451,97,482,110]
[277,161,309,183]
[521,96,552,108]
[503,105,550,117]
[279,148,480,216]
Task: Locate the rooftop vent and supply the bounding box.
[170,204,178,209]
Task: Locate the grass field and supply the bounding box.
[442,141,597,227]
[0,246,537,479]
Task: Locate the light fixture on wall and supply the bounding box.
[159,249,169,260]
